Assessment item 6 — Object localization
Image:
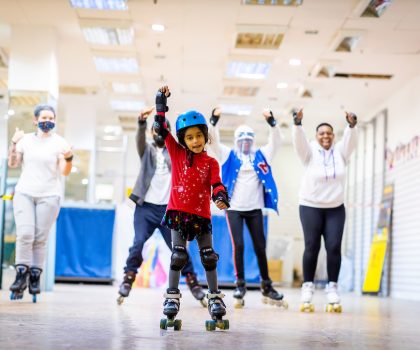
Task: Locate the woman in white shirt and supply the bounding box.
[8,104,73,302]
[292,109,357,312]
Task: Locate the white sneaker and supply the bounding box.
[301,282,315,303]
[325,282,340,304]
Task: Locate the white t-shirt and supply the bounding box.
[15,133,70,197]
[292,125,358,208]
[144,147,171,205]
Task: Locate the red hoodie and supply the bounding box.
[164,131,225,219]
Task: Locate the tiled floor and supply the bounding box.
[0,283,419,349]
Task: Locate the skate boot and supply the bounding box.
[117,271,136,305]
[206,291,229,331]
[300,281,315,312]
[28,267,42,303]
[10,264,29,301]
[261,279,288,309]
[233,279,246,309]
[325,282,342,313]
[160,288,182,331]
[185,273,207,307]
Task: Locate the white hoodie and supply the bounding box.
[292,125,358,208]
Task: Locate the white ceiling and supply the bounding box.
[1,0,420,142]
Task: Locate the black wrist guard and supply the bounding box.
[293,112,302,126]
[266,110,276,127]
[155,91,170,113]
[212,190,230,208]
[210,109,220,126]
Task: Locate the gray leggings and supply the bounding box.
[169,230,218,292]
[13,192,61,268]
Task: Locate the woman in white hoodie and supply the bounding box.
[292,109,357,312]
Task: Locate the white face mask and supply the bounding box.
[234,125,255,156]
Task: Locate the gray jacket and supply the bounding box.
[129,120,171,205]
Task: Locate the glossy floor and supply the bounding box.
[0,283,418,349]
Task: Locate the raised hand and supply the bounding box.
[293,109,303,125]
[156,86,171,113]
[210,107,221,126]
[263,108,277,127]
[139,106,155,121]
[345,112,357,128]
[11,127,25,144]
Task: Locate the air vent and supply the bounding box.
[242,0,303,6]
[59,86,99,95]
[317,66,336,78]
[223,86,259,97]
[361,0,392,18]
[334,73,393,79]
[301,89,313,98]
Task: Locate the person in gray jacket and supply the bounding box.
[117,107,206,306]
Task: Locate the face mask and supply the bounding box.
[153,134,165,147]
[38,121,55,133]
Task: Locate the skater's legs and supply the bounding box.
[197,233,218,292]
[160,225,195,277]
[32,195,60,268]
[125,203,159,274]
[299,205,324,282]
[244,209,270,281]
[13,192,36,266]
[168,230,188,289]
[226,210,245,280]
[323,205,346,282]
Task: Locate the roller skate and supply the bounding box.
[117,271,136,305]
[28,267,42,303]
[233,279,246,309]
[160,288,182,331]
[186,273,207,307]
[261,279,288,309]
[325,282,342,313]
[206,291,229,331]
[299,282,315,312]
[10,264,29,301]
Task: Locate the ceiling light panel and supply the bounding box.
[111,82,142,94]
[242,0,303,6]
[82,26,134,45]
[219,104,253,116]
[110,100,145,111]
[223,86,260,97]
[226,61,271,80]
[93,56,139,73]
[69,0,128,10]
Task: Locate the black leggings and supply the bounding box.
[299,205,346,283]
[226,209,269,281]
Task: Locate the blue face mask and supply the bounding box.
[38,121,55,133]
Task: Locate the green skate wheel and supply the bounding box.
[32,294,37,303]
[160,319,168,330]
[117,295,124,305]
[174,319,182,331]
[205,320,216,331]
[220,320,229,330]
[200,299,207,307]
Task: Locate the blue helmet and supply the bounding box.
[175,110,207,132]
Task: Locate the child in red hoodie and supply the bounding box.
[154,86,230,331]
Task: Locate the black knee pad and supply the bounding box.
[200,247,219,271]
[170,245,189,271]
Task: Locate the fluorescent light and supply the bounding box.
[69,0,128,10]
[82,27,134,45]
[81,178,89,185]
[226,61,271,80]
[219,104,252,116]
[112,82,142,94]
[110,100,145,111]
[104,125,122,135]
[71,166,78,173]
[289,58,302,66]
[93,56,139,73]
[152,24,165,32]
[7,109,15,116]
[276,82,288,89]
